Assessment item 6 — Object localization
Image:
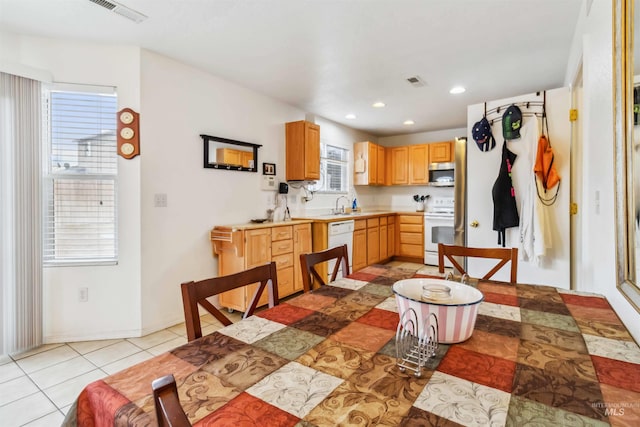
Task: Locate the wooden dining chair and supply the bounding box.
[300,244,350,292]
[438,243,519,283]
[180,261,278,341]
[152,374,191,427]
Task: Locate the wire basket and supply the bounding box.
[395,308,438,378]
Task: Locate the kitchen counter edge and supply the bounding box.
[212,219,314,232]
[292,211,424,223]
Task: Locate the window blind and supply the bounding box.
[309,143,349,193]
[43,87,118,265]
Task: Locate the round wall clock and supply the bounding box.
[117,108,140,159]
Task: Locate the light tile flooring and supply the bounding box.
[0,312,241,426]
[0,262,443,426]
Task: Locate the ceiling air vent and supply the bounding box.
[406,76,426,88]
[88,0,148,23]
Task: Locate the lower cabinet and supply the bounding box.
[397,214,424,260]
[293,223,312,292]
[352,215,397,271]
[387,216,395,258]
[211,222,312,312]
[367,218,380,265]
[380,217,388,260]
[352,220,367,272]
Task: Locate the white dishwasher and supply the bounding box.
[327,220,354,281]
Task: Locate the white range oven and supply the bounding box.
[424,197,454,267]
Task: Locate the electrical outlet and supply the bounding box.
[79,287,88,302]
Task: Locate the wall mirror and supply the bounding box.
[200,134,261,171]
[614,0,640,311]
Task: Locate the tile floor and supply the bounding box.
[0,311,241,426]
[0,262,443,426]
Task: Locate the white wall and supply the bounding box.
[467,89,571,287]
[138,51,377,332]
[565,1,640,342]
[0,33,144,342]
[1,32,379,340]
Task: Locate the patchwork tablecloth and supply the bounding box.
[63,264,640,426]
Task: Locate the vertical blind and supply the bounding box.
[43,87,118,265]
[1,72,43,355]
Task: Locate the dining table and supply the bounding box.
[62,263,640,426]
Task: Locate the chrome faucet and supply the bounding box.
[335,196,350,214]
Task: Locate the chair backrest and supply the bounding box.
[180,261,278,341]
[152,374,191,427]
[438,243,518,283]
[299,244,350,292]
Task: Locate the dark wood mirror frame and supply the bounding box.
[200,134,261,172]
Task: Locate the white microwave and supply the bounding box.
[428,162,454,186]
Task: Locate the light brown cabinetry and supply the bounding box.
[286,120,320,181]
[212,222,312,312]
[292,223,312,292]
[397,214,424,261]
[354,141,385,185]
[377,145,385,185]
[379,216,388,260]
[352,219,367,272]
[409,144,429,184]
[429,141,454,163]
[390,147,409,185]
[216,148,254,168]
[381,142,454,186]
[387,216,395,258]
[366,218,380,265]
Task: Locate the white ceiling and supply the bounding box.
[0,0,583,136]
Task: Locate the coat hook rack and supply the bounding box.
[483,91,546,125]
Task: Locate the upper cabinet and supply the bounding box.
[409,144,429,184]
[429,141,454,163]
[354,140,454,186]
[285,120,320,181]
[390,146,409,185]
[354,141,385,185]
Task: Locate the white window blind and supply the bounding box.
[43,85,118,265]
[309,143,349,193]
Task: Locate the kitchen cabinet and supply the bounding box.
[387,216,395,258]
[385,142,454,186]
[377,145,385,185]
[429,141,454,163]
[285,120,320,181]
[367,218,380,264]
[390,146,409,185]
[397,214,424,261]
[211,221,313,312]
[379,216,388,260]
[216,148,255,168]
[293,223,312,292]
[354,141,385,185]
[352,219,367,272]
[409,144,429,184]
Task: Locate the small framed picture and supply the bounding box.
[263,162,276,175]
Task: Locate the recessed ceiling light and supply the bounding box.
[449,86,466,94]
[345,114,356,119]
[403,120,415,125]
[372,102,386,108]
